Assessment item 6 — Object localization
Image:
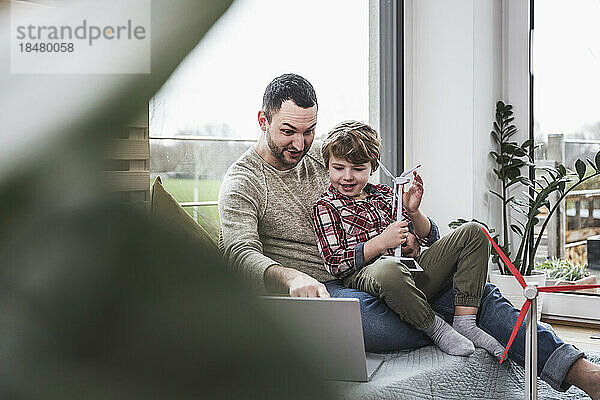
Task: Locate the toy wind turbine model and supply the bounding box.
[377,161,422,270]
[481,227,600,400]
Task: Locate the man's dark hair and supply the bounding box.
[262,73,318,122]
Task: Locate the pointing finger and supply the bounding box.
[317,285,330,298]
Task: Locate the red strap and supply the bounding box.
[500,300,531,363]
[481,227,527,289]
[537,284,600,293]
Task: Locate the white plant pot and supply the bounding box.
[489,270,546,320]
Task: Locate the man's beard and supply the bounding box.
[266,130,305,167]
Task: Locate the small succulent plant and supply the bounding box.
[535,258,590,282]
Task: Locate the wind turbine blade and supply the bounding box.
[400,164,421,178]
[481,227,527,289]
[377,160,396,180]
[537,284,600,293]
[500,299,531,363]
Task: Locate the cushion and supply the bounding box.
[150,176,219,251]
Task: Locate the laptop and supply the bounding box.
[259,296,385,382]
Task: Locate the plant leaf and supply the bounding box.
[508,160,526,169]
[587,158,598,172]
[519,176,533,187]
[595,151,600,171]
[507,167,520,180]
[521,139,534,148]
[513,218,526,229]
[510,204,528,215]
[493,122,500,133]
[557,164,567,176]
[543,175,553,187]
[575,159,586,180]
[513,198,529,207]
[505,127,517,138]
[448,218,469,229]
[510,224,524,236]
[506,179,522,189]
[497,155,511,164]
[521,191,535,203]
[489,190,503,200]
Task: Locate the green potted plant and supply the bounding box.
[450,101,600,311]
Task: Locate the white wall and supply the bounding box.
[404,0,503,235]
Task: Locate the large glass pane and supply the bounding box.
[184,205,220,242]
[149,0,371,242]
[149,0,369,141]
[533,0,600,285]
[150,139,253,202]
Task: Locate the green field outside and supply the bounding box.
[159,178,221,203]
[157,177,222,239]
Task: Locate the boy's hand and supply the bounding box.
[403,171,424,214]
[401,233,421,258]
[378,220,409,249]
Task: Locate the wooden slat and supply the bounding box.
[105,171,149,192]
[128,160,147,171]
[129,127,148,139]
[130,109,149,129]
[108,139,149,160]
[104,108,149,204]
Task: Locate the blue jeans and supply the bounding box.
[325,280,585,392]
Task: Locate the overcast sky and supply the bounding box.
[533,0,600,137]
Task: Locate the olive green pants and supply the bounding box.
[343,222,490,330]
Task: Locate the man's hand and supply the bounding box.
[401,232,421,258]
[287,273,330,298]
[265,265,330,298]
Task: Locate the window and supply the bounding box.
[533,0,600,270]
[149,0,372,238]
[531,0,600,318]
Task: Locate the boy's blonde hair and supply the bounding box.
[322,120,381,171]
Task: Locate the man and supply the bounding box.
[218,73,600,397]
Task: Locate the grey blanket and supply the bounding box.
[331,347,600,400]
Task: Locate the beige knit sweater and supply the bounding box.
[218,143,331,291]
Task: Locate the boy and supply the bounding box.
[312,120,504,358]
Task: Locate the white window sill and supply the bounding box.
[542,292,600,325]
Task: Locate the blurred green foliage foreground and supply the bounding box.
[0,1,332,398]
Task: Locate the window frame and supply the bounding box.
[378,0,404,176]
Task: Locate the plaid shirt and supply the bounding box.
[312,183,439,278]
